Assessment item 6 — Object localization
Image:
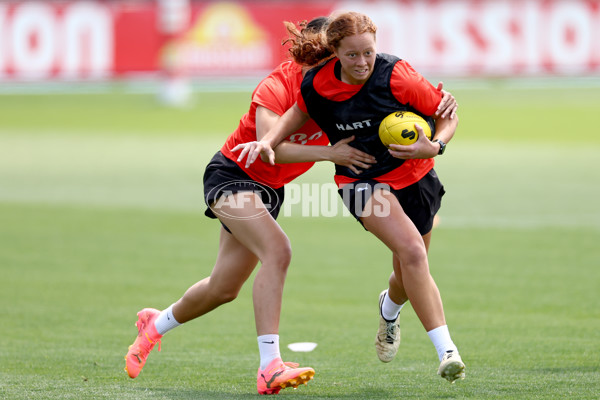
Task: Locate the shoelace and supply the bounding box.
[385,321,397,344]
[443,350,455,360]
[143,331,161,352]
[135,320,161,355]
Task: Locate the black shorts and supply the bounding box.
[203,151,284,232]
[337,169,445,235]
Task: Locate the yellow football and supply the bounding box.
[378,111,432,147]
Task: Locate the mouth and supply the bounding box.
[355,68,369,75]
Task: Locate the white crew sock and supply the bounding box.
[381,290,404,321]
[258,334,281,370]
[154,304,182,335]
[427,325,458,361]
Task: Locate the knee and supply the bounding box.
[395,241,428,272]
[273,241,292,269]
[198,277,242,305]
[207,284,240,305]
[262,238,292,271]
[217,289,239,304]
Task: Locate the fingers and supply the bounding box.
[246,147,261,168]
[266,149,275,166]
[442,94,456,118]
[388,143,408,153]
[344,156,374,170]
[348,165,361,175]
[236,143,252,163]
[355,153,377,164]
[340,155,375,172]
[232,141,262,168]
[414,122,424,135]
[387,148,407,159]
[344,150,376,173]
[348,153,376,165]
[435,82,458,119]
[414,123,429,144]
[387,141,416,159]
[441,102,458,119]
[353,161,374,169]
[436,92,450,113]
[349,149,376,167]
[332,136,377,169]
[337,135,355,144]
[449,103,458,119]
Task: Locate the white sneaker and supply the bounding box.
[437,350,465,383]
[374,290,401,363]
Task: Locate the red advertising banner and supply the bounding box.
[0,0,598,81]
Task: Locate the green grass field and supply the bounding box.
[1,83,599,399]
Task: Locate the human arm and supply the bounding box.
[232,103,309,168]
[388,61,459,159]
[434,82,458,119]
[252,105,376,174]
[275,137,376,174]
[387,113,459,159]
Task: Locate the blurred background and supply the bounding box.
[1,0,599,97]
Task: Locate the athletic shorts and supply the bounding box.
[337,169,445,235]
[203,151,284,232]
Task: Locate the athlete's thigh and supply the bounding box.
[361,189,425,256]
[214,192,289,261]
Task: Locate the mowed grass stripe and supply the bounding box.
[2,132,598,229]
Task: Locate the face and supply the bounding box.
[334,32,376,85]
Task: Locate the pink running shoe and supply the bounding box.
[124,308,163,378]
[256,358,315,395]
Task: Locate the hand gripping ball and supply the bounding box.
[378,111,432,147]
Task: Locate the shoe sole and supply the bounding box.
[438,360,465,383]
[258,370,315,395]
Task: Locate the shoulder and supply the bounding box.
[391,59,419,80]
[276,60,302,77]
[253,61,301,114]
[390,59,435,91]
[389,60,441,115]
[256,61,301,95]
[304,57,336,82]
[262,61,301,86]
[302,57,338,95]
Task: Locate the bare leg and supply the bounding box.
[172,226,259,322]
[208,192,292,335]
[362,190,445,331]
[387,231,432,305]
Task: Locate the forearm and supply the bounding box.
[274,142,333,164]
[262,104,309,148]
[433,114,459,145]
